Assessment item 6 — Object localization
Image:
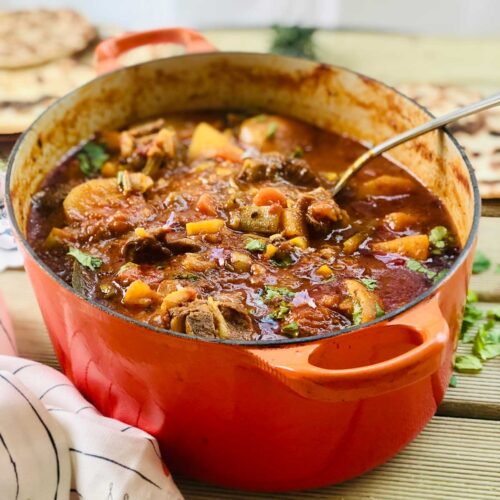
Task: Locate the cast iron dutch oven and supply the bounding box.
[6,28,479,491]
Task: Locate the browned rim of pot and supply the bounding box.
[5,52,481,348]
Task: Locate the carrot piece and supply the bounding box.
[252,187,288,208]
[196,193,217,216]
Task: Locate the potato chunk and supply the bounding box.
[384,212,419,231]
[372,234,429,260]
[358,175,416,197]
[188,123,243,162]
[123,280,161,307]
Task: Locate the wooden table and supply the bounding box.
[1,29,499,500]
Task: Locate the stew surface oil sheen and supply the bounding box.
[28,112,459,341]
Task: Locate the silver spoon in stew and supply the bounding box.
[332,92,500,196]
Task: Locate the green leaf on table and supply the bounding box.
[270,25,316,59]
[68,247,102,271]
[473,319,500,361]
[453,354,482,373]
[472,251,491,274]
[495,263,500,274]
[359,277,378,291]
[78,141,109,177]
[487,307,500,321]
[449,374,458,388]
[461,292,483,342]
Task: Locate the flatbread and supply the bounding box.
[398,83,500,199]
[0,54,95,134]
[0,9,96,69]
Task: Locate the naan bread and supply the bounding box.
[0,9,96,69]
[398,83,500,199]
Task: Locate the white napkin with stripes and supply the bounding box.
[0,295,183,500]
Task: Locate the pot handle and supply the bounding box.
[94,27,217,74]
[248,293,450,402]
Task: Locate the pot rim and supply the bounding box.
[5,51,481,348]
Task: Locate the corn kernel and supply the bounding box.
[134,227,149,238]
[186,219,224,235]
[316,265,334,279]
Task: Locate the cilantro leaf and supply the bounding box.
[282,321,299,337]
[359,277,378,291]
[449,374,458,387]
[472,251,491,274]
[270,25,316,59]
[175,273,200,281]
[78,141,109,177]
[68,247,102,271]
[461,292,483,342]
[487,307,500,321]
[265,122,278,140]
[269,302,290,320]
[375,302,385,318]
[406,259,437,280]
[352,301,363,325]
[473,319,500,361]
[496,264,500,274]
[245,239,266,253]
[453,354,482,373]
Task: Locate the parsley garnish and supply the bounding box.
[472,251,491,274]
[282,321,299,337]
[352,301,363,325]
[487,307,500,321]
[291,146,304,158]
[271,253,296,268]
[245,239,266,253]
[359,277,378,291]
[453,354,482,373]
[263,286,295,302]
[265,122,278,140]
[77,141,109,177]
[269,302,290,320]
[461,291,483,342]
[175,273,199,281]
[375,303,385,318]
[473,319,500,361]
[406,259,446,283]
[68,247,102,271]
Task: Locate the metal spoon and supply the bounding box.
[332,92,500,196]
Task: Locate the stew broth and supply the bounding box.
[28,111,459,340]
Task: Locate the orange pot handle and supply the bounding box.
[248,293,449,402]
[94,27,216,74]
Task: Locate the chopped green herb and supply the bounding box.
[359,277,378,291]
[472,251,491,274]
[449,374,458,387]
[352,301,363,326]
[175,273,200,281]
[265,122,278,140]
[282,321,299,337]
[270,25,316,59]
[291,146,304,158]
[245,239,266,253]
[68,247,102,271]
[263,286,295,302]
[375,302,385,318]
[406,259,437,280]
[496,264,500,274]
[269,302,291,320]
[271,253,296,268]
[453,354,482,374]
[78,141,109,177]
[473,319,500,361]
[487,307,500,321]
[429,226,452,254]
[433,269,448,284]
[461,292,483,342]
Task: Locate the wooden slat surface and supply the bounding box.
[177,417,500,500]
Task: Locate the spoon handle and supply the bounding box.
[332,92,500,196]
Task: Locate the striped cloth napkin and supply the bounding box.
[0,295,183,499]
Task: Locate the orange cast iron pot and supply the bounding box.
[6,28,480,492]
